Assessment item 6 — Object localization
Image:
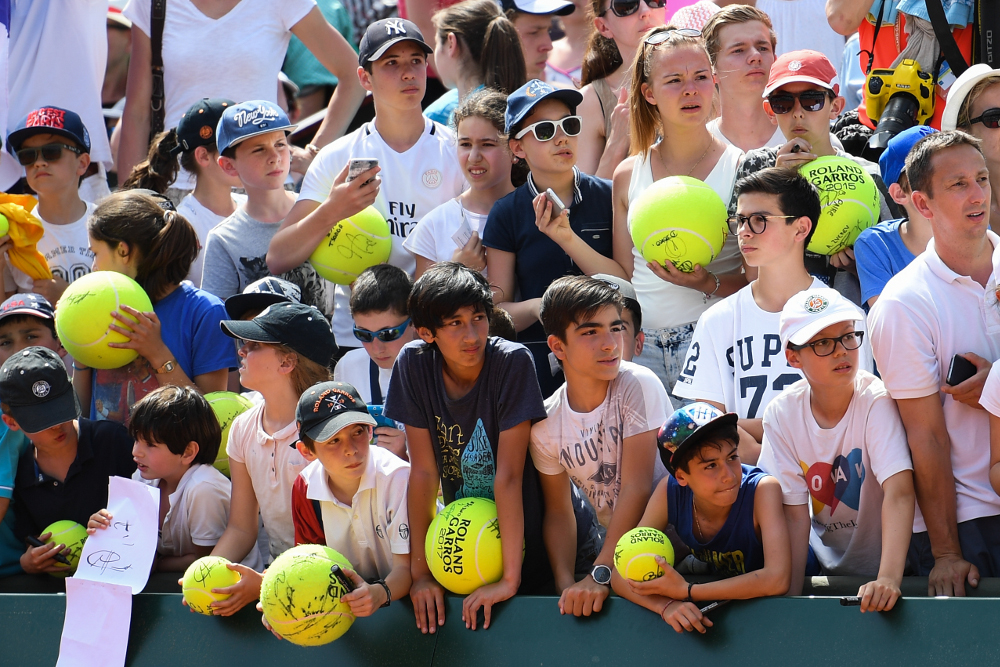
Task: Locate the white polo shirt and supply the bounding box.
[869,233,1000,531]
[298,446,410,581]
[226,402,308,560]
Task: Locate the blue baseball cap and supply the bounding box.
[0,293,55,324]
[878,125,937,187]
[7,106,91,155]
[657,402,738,474]
[504,79,584,135]
[173,98,236,155]
[216,100,297,155]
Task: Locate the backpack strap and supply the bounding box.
[311,499,325,532]
[150,0,167,143]
[925,0,969,76]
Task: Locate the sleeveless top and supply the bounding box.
[592,77,616,140]
[626,143,744,330]
[667,464,767,577]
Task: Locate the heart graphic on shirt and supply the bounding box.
[800,449,865,515]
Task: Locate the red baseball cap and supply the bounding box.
[763,50,840,98]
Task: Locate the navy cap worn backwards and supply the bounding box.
[505,79,584,135]
[0,346,81,433]
[296,381,376,444]
[358,18,433,65]
[220,302,337,367]
[0,293,55,324]
[215,100,297,155]
[173,98,236,155]
[224,277,302,319]
[7,106,91,155]
[878,125,937,187]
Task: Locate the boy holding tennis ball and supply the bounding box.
[757,288,914,611]
[614,402,790,634]
[289,381,411,618]
[530,276,671,617]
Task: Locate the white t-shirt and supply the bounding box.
[298,118,467,346]
[758,371,912,576]
[674,278,873,417]
[4,201,97,293]
[869,235,1000,531]
[124,0,314,189]
[708,118,786,150]
[529,361,672,527]
[333,347,393,405]
[177,192,247,286]
[4,0,112,186]
[757,0,846,79]
[132,463,263,570]
[626,144,744,330]
[226,401,308,561]
[403,198,488,272]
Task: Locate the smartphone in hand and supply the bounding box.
[347,158,379,185]
[946,354,978,386]
[544,188,566,218]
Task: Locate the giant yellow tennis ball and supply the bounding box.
[0,213,9,237]
[204,391,255,477]
[426,497,504,595]
[42,520,88,577]
[260,544,355,646]
[309,206,391,285]
[614,527,675,582]
[182,556,241,615]
[630,176,728,273]
[799,156,880,255]
[55,271,154,369]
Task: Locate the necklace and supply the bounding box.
[659,136,714,178]
[692,499,705,542]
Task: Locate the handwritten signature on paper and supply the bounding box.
[86,550,133,575]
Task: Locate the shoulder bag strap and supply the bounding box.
[150,0,167,143]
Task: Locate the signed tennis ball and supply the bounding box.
[308,206,391,285]
[799,155,879,255]
[42,520,88,577]
[182,556,241,615]
[614,527,675,582]
[55,271,154,369]
[204,391,255,477]
[260,544,355,646]
[630,176,728,273]
[425,497,504,595]
[0,213,9,237]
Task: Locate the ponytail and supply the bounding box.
[89,190,199,302]
[434,0,526,95]
[121,129,181,194]
[581,0,622,86]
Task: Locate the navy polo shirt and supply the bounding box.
[482,167,613,395]
[13,419,136,542]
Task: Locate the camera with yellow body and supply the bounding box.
[865,59,935,151]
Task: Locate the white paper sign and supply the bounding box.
[451,214,474,249]
[56,578,132,667]
[76,476,159,594]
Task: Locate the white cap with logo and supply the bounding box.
[779,287,864,348]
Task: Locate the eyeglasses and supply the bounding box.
[970,108,1000,129]
[766,90,831,115]
[15,143,83,166]
[788,331,864,357]
[599,0,666,18]
[726,213,797,235]
[353,318,411,344]
[514,116,583,142]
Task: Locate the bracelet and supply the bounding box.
[305,143,320,155]
[373,579,391,607]
[703,271,721,303]
[685,582,695,603]
[659,600,677,619]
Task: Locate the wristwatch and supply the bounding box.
[154,359,176,374]
[591,564,612,586]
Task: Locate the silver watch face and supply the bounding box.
[591,564,612,585]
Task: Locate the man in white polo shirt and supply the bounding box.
[869,130,1000,597]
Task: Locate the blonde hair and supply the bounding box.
[701,5,776,67]
[957,75,1000,130]
[628,26,712,156]
[272,343,332,397]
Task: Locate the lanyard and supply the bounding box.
[369,358,383,406]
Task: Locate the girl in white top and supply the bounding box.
[546,0,592,88]
[405,89,515,278]
[575,0,665,178]
[118,0,365,186]
[611,27,746,403]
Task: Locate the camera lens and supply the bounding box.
[867,92,920,157]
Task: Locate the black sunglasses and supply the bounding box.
[353,318,411,344]
[766,90,831,115]
[788,331,864,357]
[970,108,1000,129]
[600,0,665,18]
[15,143,83,166]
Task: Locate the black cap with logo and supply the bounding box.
[220,302,337,367]
[172,98,237,155]
[0,347,80,433]
[296,381,377,444]
[358,18,433,66]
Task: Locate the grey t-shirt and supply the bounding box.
[200,207,331,315]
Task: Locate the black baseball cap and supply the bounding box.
[296,381,376,444]
[220,302,337,367]
[171,98,236,156]
[358,18,433,66]
[0,347,80,433]
[0,293,55,324]
[224,277,302,319]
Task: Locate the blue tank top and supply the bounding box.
[667,465,767,577]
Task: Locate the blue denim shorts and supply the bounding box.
[634,323,696,407]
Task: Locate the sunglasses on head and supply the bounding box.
[766,90,831,115]
[353,318,411,344]
[514,115,583,142]
[15,143,83,166]
[643,27,703,48]
[599,0,665,18]
[970,108,1000,129]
